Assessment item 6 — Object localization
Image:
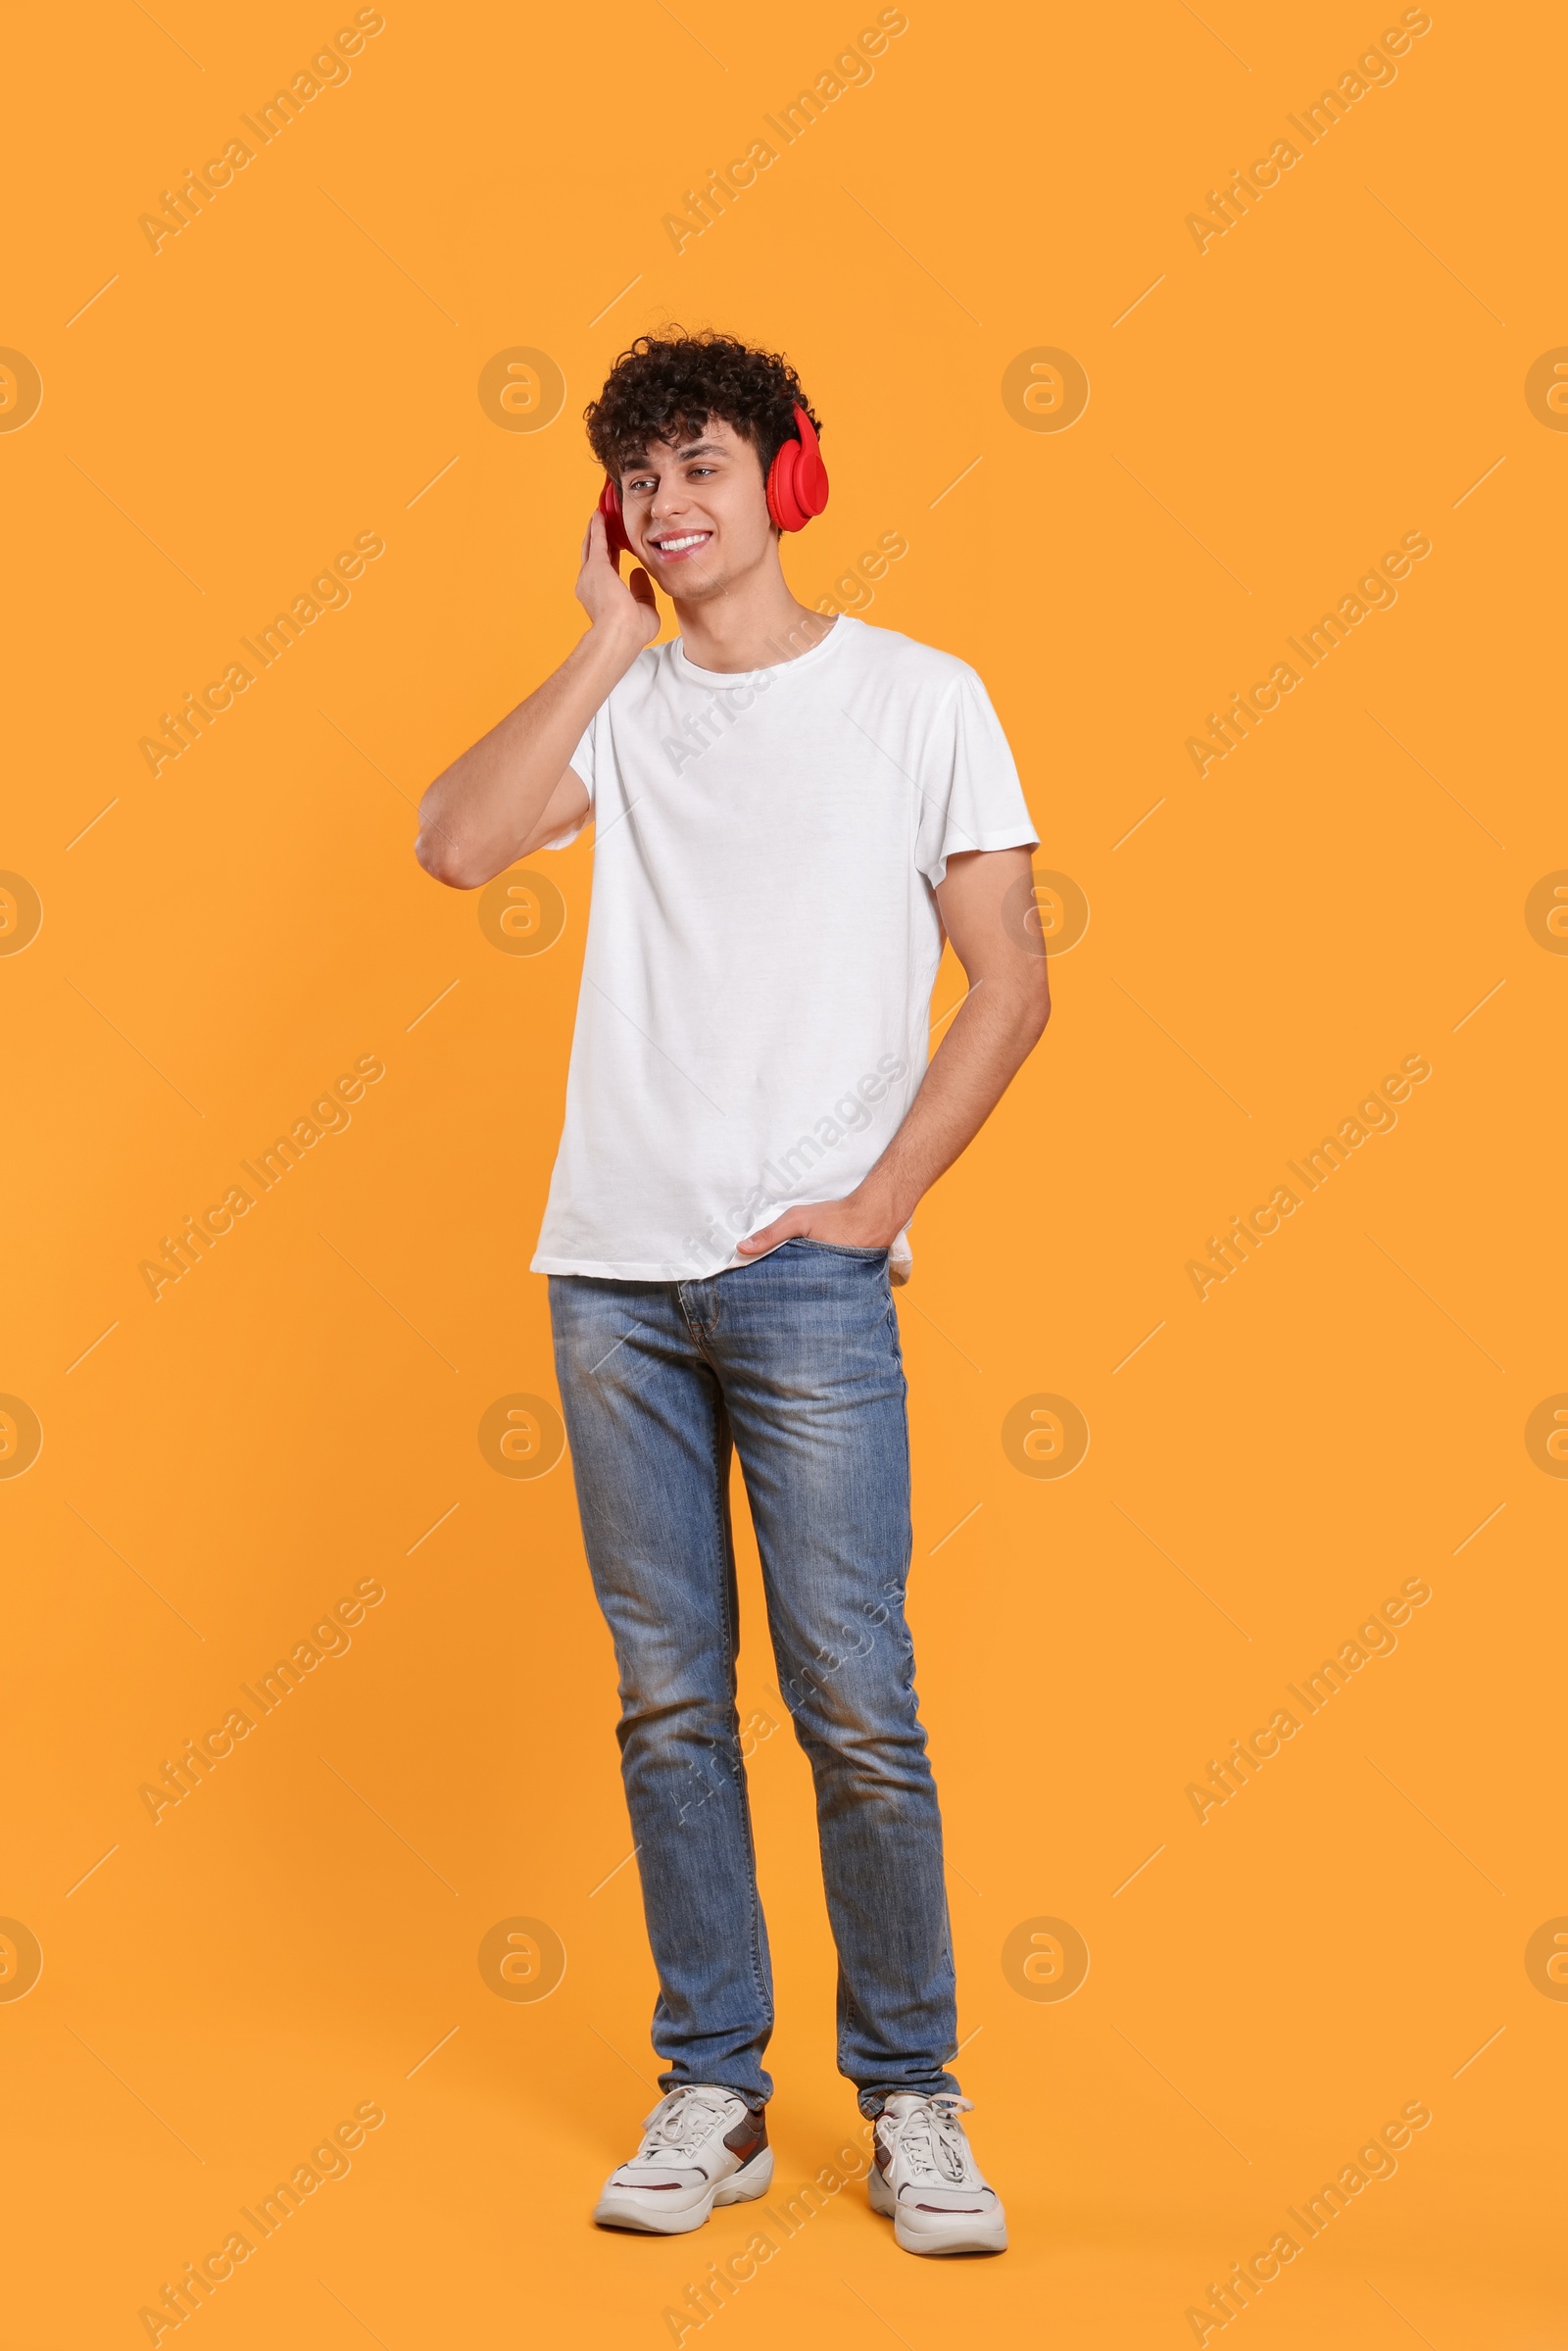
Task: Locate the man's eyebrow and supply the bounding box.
[623,439,728,474]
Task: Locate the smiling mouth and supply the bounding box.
[648,531,711,561]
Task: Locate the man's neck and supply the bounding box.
[669,553,839,674]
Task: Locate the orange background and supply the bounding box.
[5,1,1565,2343]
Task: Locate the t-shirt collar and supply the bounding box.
[672,612,855,687]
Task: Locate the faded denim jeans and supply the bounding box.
[549,1240,960,2117]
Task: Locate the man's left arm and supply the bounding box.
[737,846,1050,1254]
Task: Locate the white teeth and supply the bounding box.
[654,532,709,552]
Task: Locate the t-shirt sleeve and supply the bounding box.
[534,710,599,852]
[913,667,1039,888]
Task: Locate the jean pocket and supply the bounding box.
[786,1239,891,1259]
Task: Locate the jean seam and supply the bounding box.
[701,1379,771,2035]
[837,1982,861,2079]
[883,1274,905,1361]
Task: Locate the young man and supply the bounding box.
[416,332,1047,2257]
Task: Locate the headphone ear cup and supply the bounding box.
[598,478,633,562]
[791,404,828,518]
[765,440,798,532]
[766,403,829,533]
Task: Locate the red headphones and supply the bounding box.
[597,402,829,562]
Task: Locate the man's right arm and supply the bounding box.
[415,511,658,891]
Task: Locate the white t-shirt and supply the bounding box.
[529,613,1037,1284]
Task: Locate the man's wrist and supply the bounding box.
[584,613,654,665]
[851,1171,916,1239]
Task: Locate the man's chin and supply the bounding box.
[660,561,726,602]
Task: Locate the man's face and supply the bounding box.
[616,415,772,599]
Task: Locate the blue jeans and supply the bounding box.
[549,1240,960,2118]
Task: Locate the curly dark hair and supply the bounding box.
[584,328,819,484]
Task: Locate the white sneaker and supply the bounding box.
[593,2085,773,2234]
[868,2092,1007,2255]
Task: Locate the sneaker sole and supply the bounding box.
[593,2143,774,2235]
[867,2164,1008,2256]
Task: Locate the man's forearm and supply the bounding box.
[735,845,1049,1259]
[416,620,641,888]
[856,979,1048,1233]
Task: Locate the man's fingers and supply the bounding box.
[580,509,625,585]
[738,1219,791,1253]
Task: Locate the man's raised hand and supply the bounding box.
[576,509,660,647]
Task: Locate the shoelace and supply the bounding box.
[637,2085,734,2161]
[883,2093,974,2182]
